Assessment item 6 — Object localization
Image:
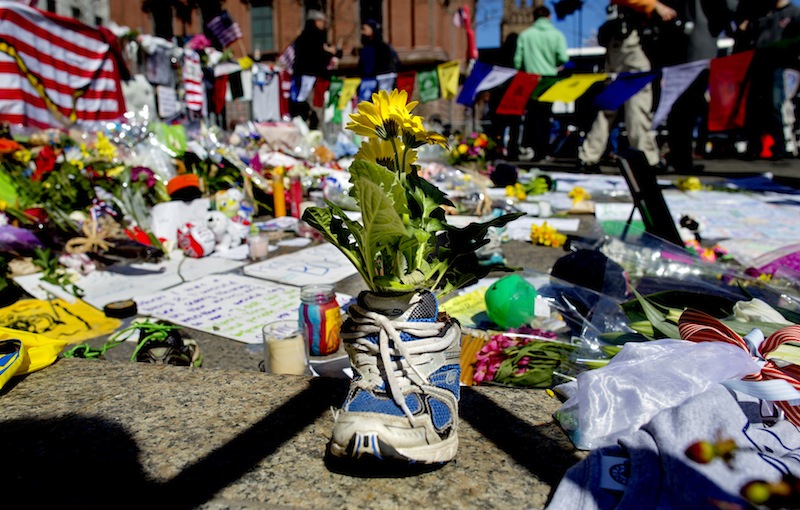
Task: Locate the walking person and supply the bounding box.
[513,5,569,162]
[357,19,400,79]
[577,0,677,172]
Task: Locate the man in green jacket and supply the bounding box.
[513,5,569,162]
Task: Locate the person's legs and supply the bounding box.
[768,67,789,159]
[666,71,709,170]
[530,101,553,161]
[578,109,615,165]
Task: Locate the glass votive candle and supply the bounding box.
[262,320,311,376]
[248,234,270,260]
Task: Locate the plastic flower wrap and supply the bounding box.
[472,326,576,387]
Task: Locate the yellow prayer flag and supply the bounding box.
[537,73,607,103]
[437,61,461,100]
[338,77,362,110]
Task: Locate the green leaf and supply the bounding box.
[630,288,681,339]
[348,160,408,217]
[302,205,369,285]
[767,341,800,366]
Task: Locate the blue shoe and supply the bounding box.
[329,290,461,464]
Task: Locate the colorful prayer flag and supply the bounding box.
[593,71,657,111]
[537,73,607,103]
[326,77,344,108]
[653,60,709,128]
[358,78,377,101]
[0,3,125,128]
[376,72,396,92]
[437,60,460,100]
[708,50,754,132]
[496,72,541,116]
[456,62,517,106]
[417,69,440,103]
[531,76,561,99]
[396,71,416,97]
[337,77,361,110]
[313,78,329,108]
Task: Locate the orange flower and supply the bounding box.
[0,139,23,155]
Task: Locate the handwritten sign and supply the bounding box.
[243,243,358,287]
[135,274,350,344]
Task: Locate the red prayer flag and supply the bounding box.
[0,3,125,128]
[396,71,416,97]
[496,72,541,116]
[313,78,330,108]
[708,50,755,132]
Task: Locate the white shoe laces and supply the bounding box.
[341,302,450,425]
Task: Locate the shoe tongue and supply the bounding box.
[360,291,438,321]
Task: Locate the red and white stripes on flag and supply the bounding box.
[207,11,242,49]
[0,2,124,128]
[183,49,204,112]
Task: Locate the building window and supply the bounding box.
[95,16,102,26]
[251,1,274,53]
[46,0,56,12]
[71,7,81,20]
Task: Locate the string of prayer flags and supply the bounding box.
[418,69,440,103]
[337,77,361,110]
[456,61,518,106]
[593,71,657,111]
[653,60,709,127]
[496,72,541,115]
[437,60,461,100]
[708,50,755,132]
[538,73,607,103]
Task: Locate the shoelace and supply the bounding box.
[342,302,448,425]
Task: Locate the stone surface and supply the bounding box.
[0,359,583,509]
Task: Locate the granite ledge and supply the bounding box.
[0,359,583,509]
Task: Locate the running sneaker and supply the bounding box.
[329,290,461,464]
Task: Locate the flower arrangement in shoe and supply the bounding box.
[302,89,523,297]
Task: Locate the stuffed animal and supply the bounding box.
[206,210,244,251]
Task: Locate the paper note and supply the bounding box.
[135,274,350,344]
[243,243,358,286]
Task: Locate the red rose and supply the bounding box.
[32,146,57,181]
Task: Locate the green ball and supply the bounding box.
[485,274,537,329]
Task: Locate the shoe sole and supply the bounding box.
[329,432,458,464]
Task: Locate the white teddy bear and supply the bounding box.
[206,210,244,252]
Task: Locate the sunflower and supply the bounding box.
[347,89,418,141]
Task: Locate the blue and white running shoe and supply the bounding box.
[329,290,461,464]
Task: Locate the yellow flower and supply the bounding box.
[12,148,31,165]
[94,132,117,161]
[458,143,468,154]
[505,185,515,197]
[531,221,566,248]
[403,128,449,150]
[676,176,703,191]
[346,89,417,141]
[105,165,125,178]
[356,138,397,166]
[568,186,590,204]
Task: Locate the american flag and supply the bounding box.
[207,11,242,49]
[0,2,125,128]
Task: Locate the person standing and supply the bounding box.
[659,0,735,172]
[740,0,800,162]
[513,5,569,162]
[577,0,677,172]
[289,10,340,129]
[357,19,400,79]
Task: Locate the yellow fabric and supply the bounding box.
[338,78,361,110]
[537,74,607,103]
[437,61,461,100]
[0,327,68,375]
[0,298,121,344]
